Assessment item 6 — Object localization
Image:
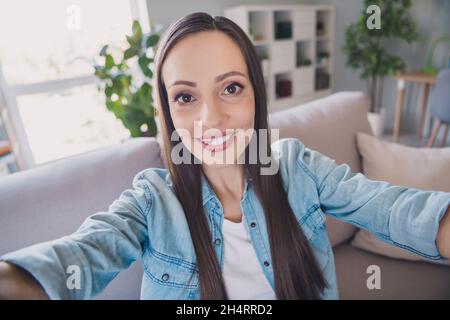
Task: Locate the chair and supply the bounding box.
[427,69,450,147]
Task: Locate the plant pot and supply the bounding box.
[367,108,387,138]
[320,57,329,68]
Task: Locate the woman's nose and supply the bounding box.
[199,100,224,127]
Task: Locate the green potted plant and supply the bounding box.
[316,51,330,68]
[301,58,312,67]
[94,20,161,138]
[343,0,418,137]
[258,50,270,76]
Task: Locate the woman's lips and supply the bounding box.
[196,132,236,152]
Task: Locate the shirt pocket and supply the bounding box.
[298,203,326,242]
[298,204,330,272]
[142,244,199,290]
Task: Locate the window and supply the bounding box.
[0,0,149,168]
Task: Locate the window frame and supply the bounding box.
[0,0,149,170]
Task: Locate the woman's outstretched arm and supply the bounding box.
[289,138,450,261]
[0,169,153,299]
[0,262,49,299]
[437,206,450,258]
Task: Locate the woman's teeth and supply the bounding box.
[202,133,233,146]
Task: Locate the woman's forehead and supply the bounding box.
[161,31,249,86]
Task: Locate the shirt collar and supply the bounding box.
[200,170,252,206]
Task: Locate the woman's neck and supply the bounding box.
[202,164,247,223]
[202,164,246,201]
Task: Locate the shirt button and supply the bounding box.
[264,261,270,267]
[214,238,221,245]
[161,273,169,281]
[250,222,257,228]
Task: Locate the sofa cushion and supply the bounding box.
[334,242,450,299]
[269,92,373,246]
[351,132,450,264]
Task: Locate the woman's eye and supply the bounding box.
[224,82,244,96]
[174,93,195,105]
[172,82,244,106]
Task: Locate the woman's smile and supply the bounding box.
[196,130,236,152]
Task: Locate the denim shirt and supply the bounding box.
[2,138,449,300]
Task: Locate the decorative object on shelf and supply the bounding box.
[297,56,312,67]
[275,21,292,40]
[315,68,330,91]
[249,25,264,41]
[343,0,418,137]
[316,21,325,37]
[248,25,255,41]
[423,35,450,75]
[296,42,312,67]
[94,20,161,138]
[258,50,270,76]
[316,51,330,68]
[276,79,292,98]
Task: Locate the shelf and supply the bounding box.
[224,4,334,113]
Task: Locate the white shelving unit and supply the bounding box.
[224,4,335,112]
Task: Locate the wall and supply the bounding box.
[146,0,305,31]
[147,0,450,138]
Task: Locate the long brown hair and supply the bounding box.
[153,12,327,299]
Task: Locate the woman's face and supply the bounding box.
[161,30,255,167]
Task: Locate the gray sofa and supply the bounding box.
[1,92,449,299]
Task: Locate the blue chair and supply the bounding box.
[427,69,450,147]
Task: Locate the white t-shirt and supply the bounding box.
[221,216,277,300]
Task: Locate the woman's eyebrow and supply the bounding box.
[168,71,246,89]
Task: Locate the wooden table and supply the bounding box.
[392,71,437,142]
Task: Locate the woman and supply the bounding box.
[0,12,449,300]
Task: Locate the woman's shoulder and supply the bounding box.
[121,167,179,215]
[270,137,309,168]
[270,137,322,186]
[132,167,174,191]
[270,137,328,170]
[271,137,307,155]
